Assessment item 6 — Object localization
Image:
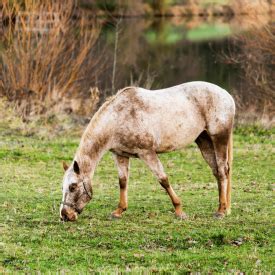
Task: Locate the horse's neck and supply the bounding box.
[75,123,111,176]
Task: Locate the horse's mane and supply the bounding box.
[89,86,135,128]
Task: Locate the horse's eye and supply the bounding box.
[69,183,77,192]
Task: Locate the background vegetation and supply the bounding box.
[79,0,273,16]
[0,0,273,125]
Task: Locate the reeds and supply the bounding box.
[0,0,101,116]
[229,24,274,95]
[223,23,275,127]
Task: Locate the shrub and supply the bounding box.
[0,0,102,117]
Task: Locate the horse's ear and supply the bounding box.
[62,161,69,171]
[73,160,80,174]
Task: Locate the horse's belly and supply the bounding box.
[156,126,202,152]
[154,115,204,153]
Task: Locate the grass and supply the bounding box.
[0,120,274,273]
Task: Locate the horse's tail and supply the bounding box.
[226,129,233,215]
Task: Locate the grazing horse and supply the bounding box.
[60,81,235,222]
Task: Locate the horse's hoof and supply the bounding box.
[226,208,231,215]
[213,212,225,219]
[111,212,122,219]
[176,212,188,220]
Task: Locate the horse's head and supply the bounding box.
[60,160,92,222]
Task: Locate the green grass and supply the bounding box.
[0,122,274,272]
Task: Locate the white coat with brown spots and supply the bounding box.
[60,81,235,222]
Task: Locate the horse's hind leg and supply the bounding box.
[195,130,218,178]
[139,152,187,219]
[211,131,231,219]
[112,154,130,218]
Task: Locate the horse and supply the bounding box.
[60,81,235,222]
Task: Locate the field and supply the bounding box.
[0,119,274,272]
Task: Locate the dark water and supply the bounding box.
[99,18,238,92]
[94,16,274,126]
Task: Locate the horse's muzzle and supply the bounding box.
[60,207,78,222]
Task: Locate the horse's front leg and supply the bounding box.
[139,152,187,220]
[111,154,130,218]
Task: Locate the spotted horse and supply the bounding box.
[60,81,235,222]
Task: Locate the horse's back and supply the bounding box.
[136,81,235,134]
[138,81,234,111]
[110,82,235,152]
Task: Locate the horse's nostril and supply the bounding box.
[77,208,83,214]
[61,208,67,216]
[61,208,69,222]
[61,214,69,222]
